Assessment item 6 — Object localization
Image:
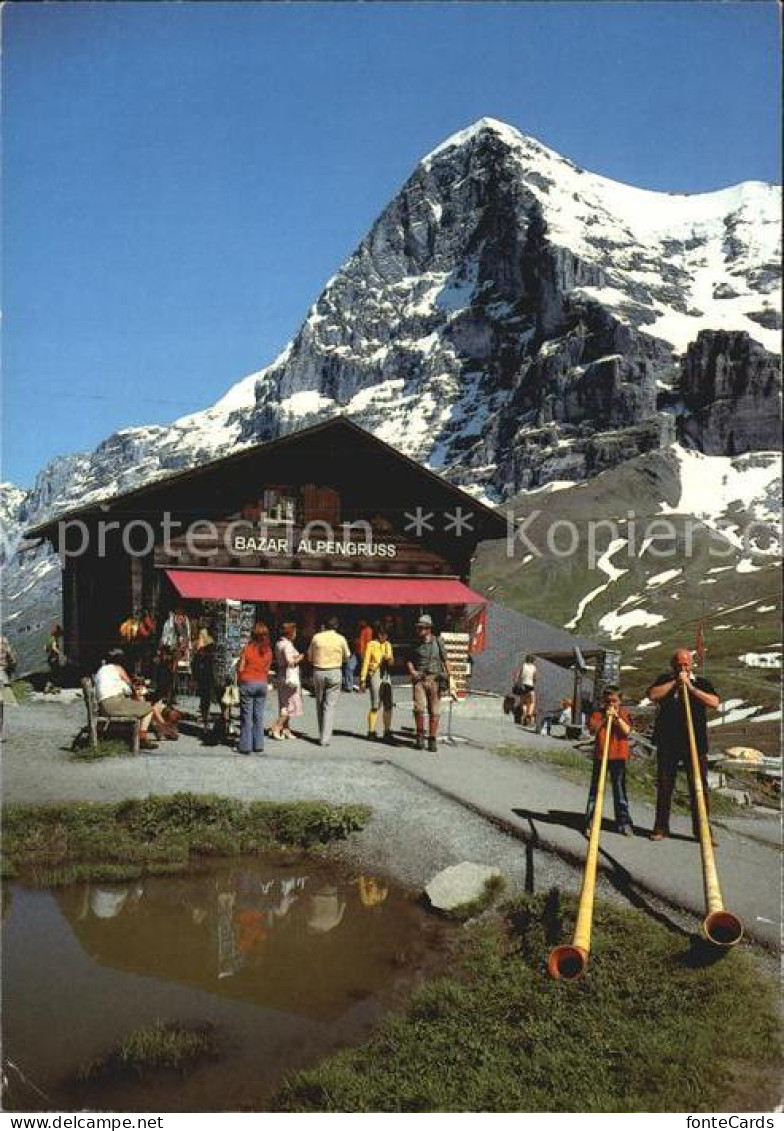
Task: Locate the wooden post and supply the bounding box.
[572,665,583,727]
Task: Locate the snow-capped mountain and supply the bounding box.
[2,117,781,671]
[239,119,779,495]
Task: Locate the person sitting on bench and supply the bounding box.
[94,649,160,751]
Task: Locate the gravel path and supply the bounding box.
[4,690,780,947]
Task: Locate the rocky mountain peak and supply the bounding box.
[1,119,780,671]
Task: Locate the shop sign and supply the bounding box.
[232,535,398,558]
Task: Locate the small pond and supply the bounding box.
[2,859,448,1111]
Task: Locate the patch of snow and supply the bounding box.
[524,480,576,496]
[598,608,666,640]
[278,390,337,416]
[752,709,782,723]
[709,705,761,727]
[565,584,609,631]
[596,538,629,583]
[756,605,777,613]
[435,261,479,313]
[739,651,781,668]
[563,538,628,629]
[647,568,682,587]
[719,599,766,618]
[424,120,782,354]
[635,640,662,652]
[661,448,781,551]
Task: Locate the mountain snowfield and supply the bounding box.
[472,443,781,728]
[424,119,780,353]
[2,116,781,677]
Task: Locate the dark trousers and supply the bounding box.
[654,751,709,834]
[194,670,216,723]
[585,759,632,830]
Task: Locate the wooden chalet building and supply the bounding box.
[27,418,506,675]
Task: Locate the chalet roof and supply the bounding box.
[470,600,605,706]
[26,416,507,541]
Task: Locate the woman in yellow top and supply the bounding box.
[359,623,394,742]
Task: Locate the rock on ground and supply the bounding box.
[425,862,503,912]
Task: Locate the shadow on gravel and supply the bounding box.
[513,806,691,941]
[513,806,694,844]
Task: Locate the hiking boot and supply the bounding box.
[650,829,668,841]
[382,732,396,746]
[620,825,634,837]
[415,735,425,751]
[139,737,159,752]
[427,736,438,753]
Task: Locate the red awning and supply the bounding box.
[165,570,486,606]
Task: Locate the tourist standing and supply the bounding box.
[512,654,538,727]
[344,619,371,691]
[236,622,273,755]
[271,622,305,740]
[647,648,721,842]
[360,623,394,742]
[45,624,64,688]
[1,635,17,687]
[136,611,157,677]
[151,644,176,705]
[0,635,17,735]
[307,616,350,746]
[406,614,451,752]
[192,622,217,729]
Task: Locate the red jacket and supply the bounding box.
[589,708,633,761]
[238,643,272,683]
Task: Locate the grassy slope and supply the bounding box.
[1,794,370,885]
[273,891,781,1113]
[471,450,781,741]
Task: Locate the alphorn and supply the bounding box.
[680,680,744,947]
[547,710,614,980]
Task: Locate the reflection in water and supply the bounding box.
[357,875,389,908]
[3,862,442,1112]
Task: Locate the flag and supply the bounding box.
[468,605,487,655]
[695,621,706,667]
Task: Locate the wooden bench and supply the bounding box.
[81,677,141,755]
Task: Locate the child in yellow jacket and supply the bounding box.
[360,624,394,742]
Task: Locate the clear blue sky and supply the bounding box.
[2,1,780,488]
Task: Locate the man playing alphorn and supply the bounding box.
[647,648,721,842]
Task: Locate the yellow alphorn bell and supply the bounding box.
[548,710,614,980]
[680,679,743,947]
